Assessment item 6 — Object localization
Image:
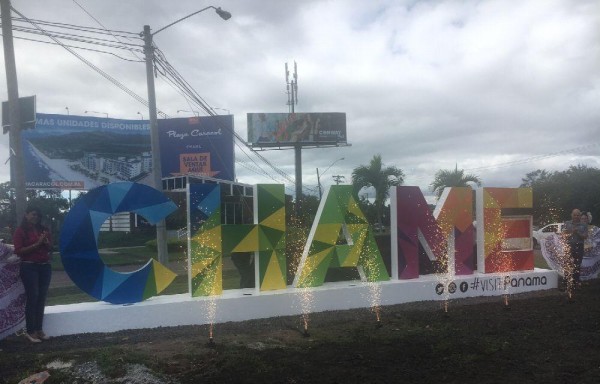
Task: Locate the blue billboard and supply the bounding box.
[21,113,234,190]
[158,115,235,181]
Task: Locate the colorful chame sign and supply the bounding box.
[188,183,288,296]
[59,182,178,304]
[391,186,533,280]
[59,183,534,304]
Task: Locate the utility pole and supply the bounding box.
[332,175,345,185]
[143,25,168,264]
[141,7,231,263]
[1,0,27,222]
[317,158,344,199]
[316,168,322,198]
[286,62,302,216]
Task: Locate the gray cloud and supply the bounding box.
[1,0,598,199]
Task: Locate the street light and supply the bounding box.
[214,107,231,115]
[177,109,199,116]
[317,157,344,198]
[65,106,69,115]
[143,5,231,263]
[151,6,231,36]
[85,110,108,118]
[137,111,144,120]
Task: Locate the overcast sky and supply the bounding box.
[1,0,599,200]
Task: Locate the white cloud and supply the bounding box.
[0,0,598,199]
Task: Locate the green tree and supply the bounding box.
[521,165,600,226]
[520,169,552,187]
[430,166,481,199]
[286,193,320,228]
[356,194,377,225]
[520,169,562,225]
[352,154,404,226]
[0,182,69,243]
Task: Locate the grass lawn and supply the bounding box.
[2,278,598,384]
[47,246,243,306]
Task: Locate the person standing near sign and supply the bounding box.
[562,209,588,285]
[581,212,595,252]
[13,206,53,343]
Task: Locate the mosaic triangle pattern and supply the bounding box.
[294,185,389,288]
[256,184,287,291]
[479,187,534,273]
[433,187,476,275]
[188,183,287,296]
[188,183,223,296]
[59,182,178,304]
[394,186,476,279]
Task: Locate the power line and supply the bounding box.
[7,8,287,187]
[10,16,140,37]
[10,6,169,117]
[71,0,144,62]
[7,25,143,51]
[463,142,600,172]
[0,32,144,61]
[405,141,600,187]
[8,8,312,195]
[10,24,142,47]
[152,49,303,189]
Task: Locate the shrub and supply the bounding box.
[97,231,155,248]
[145,238,187,252]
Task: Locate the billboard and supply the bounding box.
[158,115,235,181]
[22,113,235,190]
[247,112,346,146]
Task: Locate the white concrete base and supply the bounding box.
[44,268,557,336]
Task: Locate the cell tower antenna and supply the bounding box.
[285,62,289,83]
[285,61,298,113]
[294,61,298,104]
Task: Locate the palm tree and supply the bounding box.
[352,154,404,226]
[430,166,481,199]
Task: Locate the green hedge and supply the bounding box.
[145,238,187,252]
[97,231,155,248]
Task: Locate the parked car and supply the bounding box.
[532,223,564,248]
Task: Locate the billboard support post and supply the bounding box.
[247,111,350,215]
[295,144,302,217]
[286,62,303,217]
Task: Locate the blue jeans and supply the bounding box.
[20,262,52,333]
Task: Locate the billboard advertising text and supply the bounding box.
[23,114,151,190]
[247,113,347,146]
[23,114,235,190]
[158,115,235,181]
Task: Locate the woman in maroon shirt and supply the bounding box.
[13,206,52,343]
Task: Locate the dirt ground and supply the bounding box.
[1,277,600,384]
